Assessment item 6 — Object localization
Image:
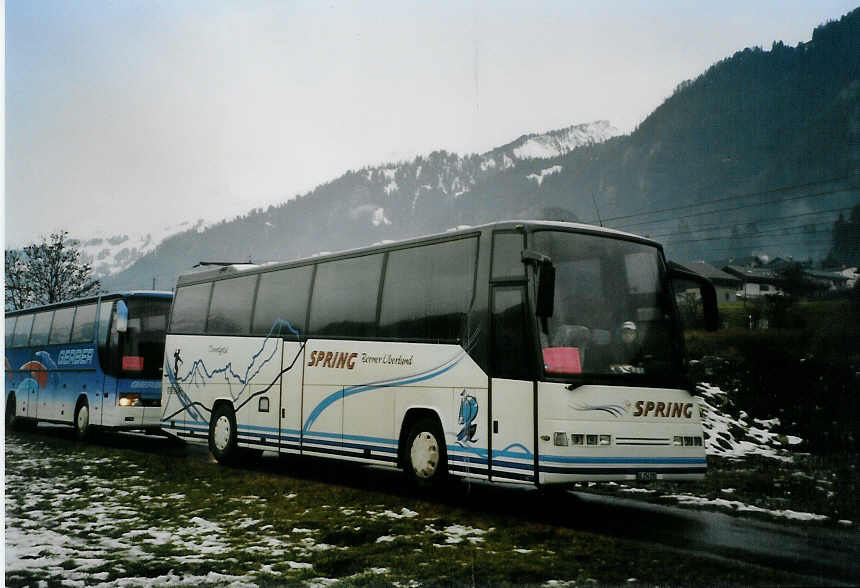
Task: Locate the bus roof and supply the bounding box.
[5,290,173,317]
[175,220,661,287]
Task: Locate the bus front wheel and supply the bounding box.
[74,400,90,440]
[404,417,448,486]
[209,403,239,465]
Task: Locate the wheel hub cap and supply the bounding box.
[214,415,232,452]
[78,406,89,430]
[410,432,439,479]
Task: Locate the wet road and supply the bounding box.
[18,426,860,585]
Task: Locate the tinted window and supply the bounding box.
[379,238,478,340]
[492,232,525,279]
[29,312,54,346]
[170,283,212,334]
[309,254,383,337]
[207,275,257,335]
[492,287,531,379]
[98,301,112,347]
[122,298,172,378]
[6,316,17,347]
[48,307,76,344]
[97,301,113,373]
[12,314,34,347]
[71,304,98,343]
[252,265,313,336]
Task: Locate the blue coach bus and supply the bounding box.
[5,291,173,438]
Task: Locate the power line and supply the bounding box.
[645,208,850,240]
[585,173,859,226]
[612,186,859,231]
[653,210,854,245]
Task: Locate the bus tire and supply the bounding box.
[5,393,17,429]
[74,399,91,440]
[404,417,447,486]
[209,403,239,465]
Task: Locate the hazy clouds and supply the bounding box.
[5,0,855,246]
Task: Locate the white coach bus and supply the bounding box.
[160,221,717,487]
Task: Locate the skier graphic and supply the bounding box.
[457,389,479,444]
[173,348,183,377]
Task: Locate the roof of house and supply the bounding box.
[722,265,783,285]
[803,269,850,282]
[673,261,742,286]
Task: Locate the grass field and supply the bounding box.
[5,429,804,587]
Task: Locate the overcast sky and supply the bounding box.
[4,0,856,247]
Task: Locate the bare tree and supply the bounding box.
[5,231,101,310]
[4,249,32,310]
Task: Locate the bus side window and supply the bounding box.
[252,265,313,336]
[492,287,532,380]
[5,316,17,347]
[29,311,54,347]
[71,304,98,344]
[309,254,383,338]
[207,275,257,335]
[12,314,34,347]
[379,238,477,341]
[170,283,212,334]
[48,307,75,345]
[492,232,525,279]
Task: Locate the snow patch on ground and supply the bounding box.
[697,383,799,462]
[664,495,829,522]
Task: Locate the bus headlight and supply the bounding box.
[119,393,141,407]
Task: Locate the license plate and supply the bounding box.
[636,471,657,482]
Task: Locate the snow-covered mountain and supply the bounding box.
[98,120,620,288]
[75,219,210,278]
[490,120,620,162]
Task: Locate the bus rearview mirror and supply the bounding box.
[115,301,129,334]
[667,263,719,332]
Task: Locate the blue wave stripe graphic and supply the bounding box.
[449,454,489,466]
[448,442,533,461]
[302,437,399,454]
[302,350,466,433]
[491,459,535,471]
[238,423,280,433]
[303,430,399,446]
[539,455,706,465]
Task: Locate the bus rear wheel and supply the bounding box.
[209,403,239,465]
[5,394,16,428]
[4,394,27,431]
[74,400,90,440]
[404,417,448,486]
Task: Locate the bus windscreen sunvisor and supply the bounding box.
[543,347,582,374]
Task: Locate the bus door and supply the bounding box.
[279,340,305,454]
[100,374,118,426]
[25,372,39,420]
[489,285,536,485]
[90,371,105,426]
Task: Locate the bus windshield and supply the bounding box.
[531,230,682,379]
[120,298,171,379]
